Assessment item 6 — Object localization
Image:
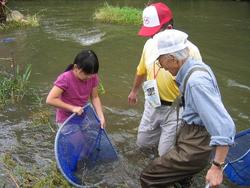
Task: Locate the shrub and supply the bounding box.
[94,2,142,25]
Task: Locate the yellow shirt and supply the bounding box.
[137,38,202,102]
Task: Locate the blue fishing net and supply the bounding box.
[224,128,250,186]
[54,104,118,187]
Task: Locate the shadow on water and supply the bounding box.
[1,0,250,187]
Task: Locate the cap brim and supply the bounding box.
[138,25,162,37]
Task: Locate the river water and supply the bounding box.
[0,0,249,187]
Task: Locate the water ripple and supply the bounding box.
[227,79,250,91]
[104,106,140,118]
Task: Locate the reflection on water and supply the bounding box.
[0,0,250,187]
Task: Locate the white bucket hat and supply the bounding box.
[153,29,188,58]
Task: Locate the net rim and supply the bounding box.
[54,103,99,188]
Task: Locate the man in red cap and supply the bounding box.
[128,1,202,168]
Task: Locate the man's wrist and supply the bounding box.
[211,160,225,169]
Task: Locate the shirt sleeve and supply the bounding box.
[136,48,147,75]
[92,74,99,88]
[189,83,235,146]
[54,73,68,91]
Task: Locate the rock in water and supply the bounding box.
[7,10,24,22]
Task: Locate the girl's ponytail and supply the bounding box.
[64,64,74,72]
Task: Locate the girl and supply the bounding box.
[46,49,105,128]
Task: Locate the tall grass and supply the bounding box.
[98,81,105,95]
[0,59,32,107]
[94,2,142,25]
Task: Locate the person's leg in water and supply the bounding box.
[136,100,161,158]
[140,124,212,188]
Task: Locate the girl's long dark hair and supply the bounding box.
[64,50,99,74]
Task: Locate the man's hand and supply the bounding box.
[205,165,223,188]
[128,74,145,105]
[206,146,229,187]
[128,90,138,105]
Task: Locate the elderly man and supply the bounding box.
[140,29,235,188]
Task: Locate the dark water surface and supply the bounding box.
[0,0,249,187]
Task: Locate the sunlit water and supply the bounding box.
[0,0,250,187]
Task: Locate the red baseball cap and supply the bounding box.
[138,2,173,37]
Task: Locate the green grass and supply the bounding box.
[31,108,56,132]
[0,4,40,30]
[98,81,106,95]
[1,153,72,187]
[94,2,142,25]
[0,59,32,107]
[0,14,39,31]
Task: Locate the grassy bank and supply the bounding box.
[0,4,40,31]
[0,14,39,30]
[94,3,142,25]
[0,153,72,187]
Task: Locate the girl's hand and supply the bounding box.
[100,117,106,129]
[72,106,83,115]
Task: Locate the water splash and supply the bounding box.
[43,19,105,46]
[75,32,105,46]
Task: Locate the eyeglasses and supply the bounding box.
[158,55,176,66]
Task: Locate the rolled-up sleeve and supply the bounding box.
[190,84,235,146]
